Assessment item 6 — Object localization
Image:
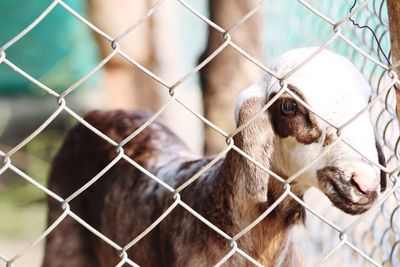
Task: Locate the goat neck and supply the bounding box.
[218,94,301,266]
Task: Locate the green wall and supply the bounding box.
[0,0,100,96]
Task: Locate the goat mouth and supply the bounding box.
[317,166,378,215]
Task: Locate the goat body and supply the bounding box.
[43,105,301,267]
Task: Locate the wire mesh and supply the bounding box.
[0,0,399,266]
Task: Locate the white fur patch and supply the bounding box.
[234,78,266,126]
[262,48,380,193]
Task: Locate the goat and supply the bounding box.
[42,48,387,267]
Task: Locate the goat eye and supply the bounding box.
[281,99,297,115]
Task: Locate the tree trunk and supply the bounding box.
[387,0,400,120]
[87,0,160,111]
[200,1,263,155]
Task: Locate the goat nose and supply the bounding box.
[351,172,379,193]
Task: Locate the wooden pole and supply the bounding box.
[87,0,160,111]
[387,0,400,120]
[200,1,263,155]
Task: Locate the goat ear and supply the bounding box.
[235,80,267,127]
[375,139,387,192]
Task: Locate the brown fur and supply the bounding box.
[42,104,304,267]
[269,84,322,145]
[322,133,334,147]
[317,166,378,214]
[375,140,387,192]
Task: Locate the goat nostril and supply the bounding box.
[350,173,369,194]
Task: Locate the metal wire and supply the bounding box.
[0,0,399,266]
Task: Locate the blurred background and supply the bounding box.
[0,0,398,266]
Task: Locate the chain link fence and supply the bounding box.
[0,0,399,266]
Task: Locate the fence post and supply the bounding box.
[199,1,263,155]
[387,0,400,120]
